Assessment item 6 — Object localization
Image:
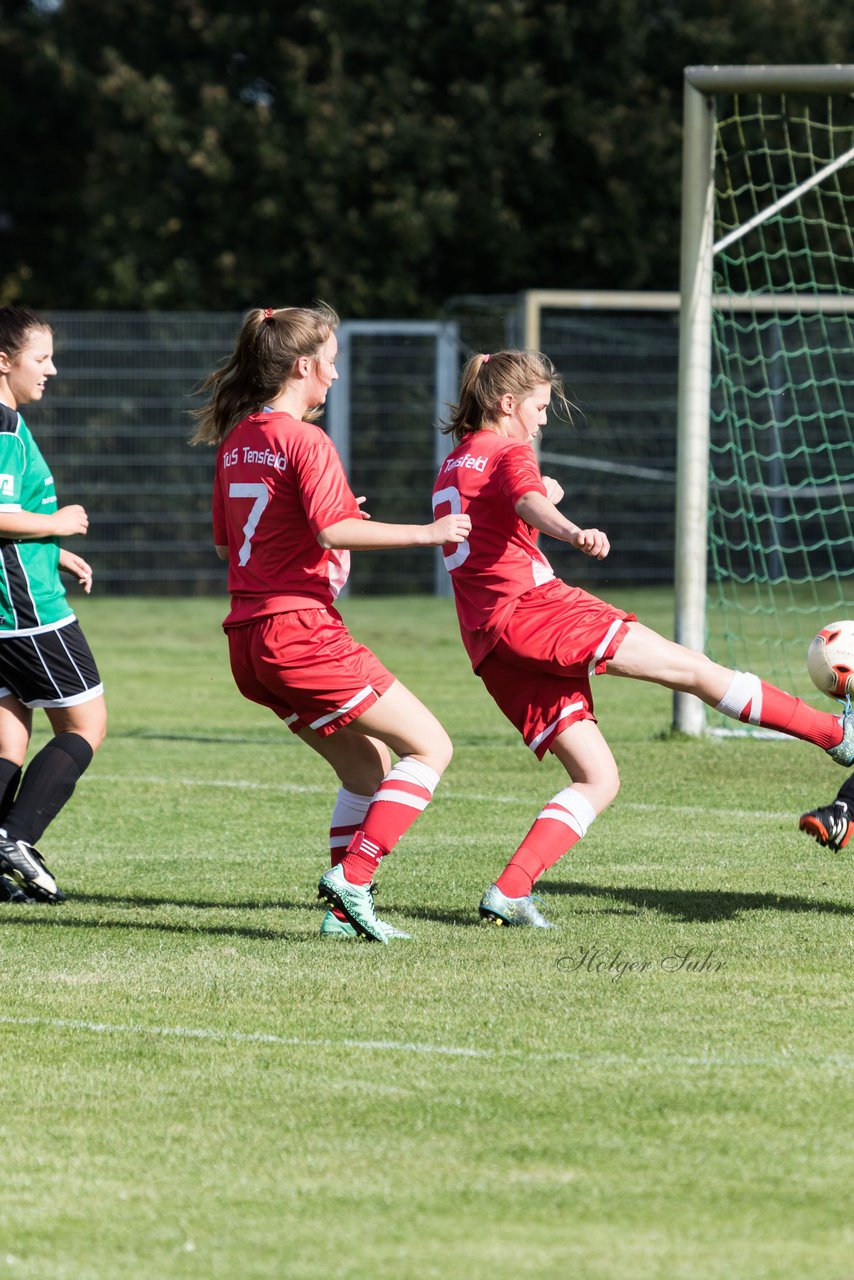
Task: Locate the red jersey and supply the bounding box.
[432,431,552,668]
[212,409,361,627]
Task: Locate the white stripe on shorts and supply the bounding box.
[588,618,624,678]
[309,684,374,732]
[528,699,584,754]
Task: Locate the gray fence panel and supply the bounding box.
[29,307,684,597]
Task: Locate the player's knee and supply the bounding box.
[600,770,620,811]
[587,763,620,812]
[341,764,385,795]
[426,727,453,776]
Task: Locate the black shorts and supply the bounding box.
[0,619,103,708]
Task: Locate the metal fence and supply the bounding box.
[33,304,681,597]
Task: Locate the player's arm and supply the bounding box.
[514,489,609,560]
[317,512,470,550]
[0,506,89,540]
[58,548,94,593]
[215,544,229,561]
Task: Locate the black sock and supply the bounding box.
[836,775,854,812]
[4,733,94,846]
[0,757,22,827]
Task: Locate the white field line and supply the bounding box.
[83,776,789,821]
[85,774,329,795]
[0,1015,850,1071]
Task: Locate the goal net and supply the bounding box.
[674,66,854,733]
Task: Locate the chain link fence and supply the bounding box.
[33,303,680,597]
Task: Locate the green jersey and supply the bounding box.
[0,404,73,634]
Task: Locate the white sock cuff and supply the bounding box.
[546,787,597,838]
[716,670,763,724]
[386,757,441,795]
[331,787,372,826]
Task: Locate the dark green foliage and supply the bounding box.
[1,0,849,311]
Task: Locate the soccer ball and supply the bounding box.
[806,620,854,699]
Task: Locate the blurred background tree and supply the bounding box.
[0,0,848,312]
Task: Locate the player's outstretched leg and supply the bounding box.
[608,623,854,763]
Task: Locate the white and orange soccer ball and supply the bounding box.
[807,620,854,700]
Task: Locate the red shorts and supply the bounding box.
[226,606,395,737]
[477,580,634,759]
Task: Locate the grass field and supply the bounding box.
[0,590,851,1280]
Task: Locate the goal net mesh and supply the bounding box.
[708,90,854,713]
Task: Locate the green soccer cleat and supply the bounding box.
[479,883,555,928]
[827,700,854,766]
[318,865,389,944]
[319,910,360,938]
[319,908,412,940]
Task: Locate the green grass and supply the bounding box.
[0,590,851,1280]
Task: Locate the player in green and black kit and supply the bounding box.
[0,307,106,903]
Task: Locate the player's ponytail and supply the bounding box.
[190,302,340,445]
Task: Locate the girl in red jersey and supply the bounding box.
[192,304,470,943]
[431,350,854,928]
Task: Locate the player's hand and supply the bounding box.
[572,527,610,559]
[355,496,371,520]
[51,505,89,536]
[58,549,94,593]
[431,513,472,545]
[543,475,564,505]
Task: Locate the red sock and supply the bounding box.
[718,673,842,749]
[338,759,440,886]
[757,683,842,747]
[495,788,596,897]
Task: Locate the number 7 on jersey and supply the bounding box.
[229,482,270,566]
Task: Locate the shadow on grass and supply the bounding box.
[0,914,315,941]
[0,891,326,940]
[70,892,302,911]
[546,880,854,923]
[112,730,288,746]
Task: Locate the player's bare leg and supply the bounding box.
[607,622,852,761]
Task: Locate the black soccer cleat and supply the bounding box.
[0,839,64,903]
[0,873,34,904]
[798,800,852,852]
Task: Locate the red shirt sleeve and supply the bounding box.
[495,443,548,506]
[289,429,361,535]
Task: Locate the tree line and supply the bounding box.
[1,0,848,314]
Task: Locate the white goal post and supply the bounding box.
[674,64,854,734]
